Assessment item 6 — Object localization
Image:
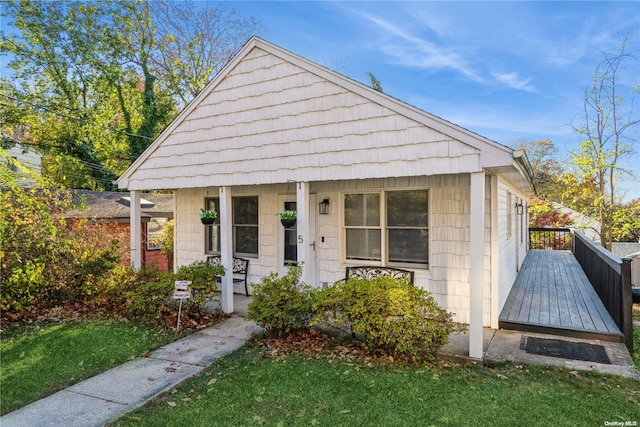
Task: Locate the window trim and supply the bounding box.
[342,188,430,269]
[204,197,220,255]
[232,195,259,259]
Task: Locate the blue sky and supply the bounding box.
[226,1,640,200]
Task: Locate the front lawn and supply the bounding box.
[111,345,640,427]
[0,319,180,414]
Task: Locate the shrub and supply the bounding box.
[124,261,223,323]
[175,260,222,305]
[314,276,461,360]
[247,266,316,336]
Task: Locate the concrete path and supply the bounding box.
[1,316,262,427]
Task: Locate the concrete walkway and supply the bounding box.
[1,315,262,427]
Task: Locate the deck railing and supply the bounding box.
[529,227,633,350]
[529,227,572,250]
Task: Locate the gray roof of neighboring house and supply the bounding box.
[67,190,173,220]
[610,242,640,259]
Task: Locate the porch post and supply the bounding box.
[469,171,485,359]
[130,190,142,270]
[219,186,234,313]
[296,181,310,284]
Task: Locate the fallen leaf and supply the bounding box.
[496,374,507,380]
[167,401,176,407]
[165,367,177,373]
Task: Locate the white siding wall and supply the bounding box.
[497,178,530,313]
[175,173,494,325]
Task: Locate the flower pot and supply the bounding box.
[280,218,296,227]
[201,217,216,225]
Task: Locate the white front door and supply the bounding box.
[278,194,317,284]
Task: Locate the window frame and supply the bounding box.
[343,188,429,269]
[204,197,221,255]
[232,195,259,259]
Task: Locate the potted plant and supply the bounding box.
[278,210,297,227]
[200,208,217,225]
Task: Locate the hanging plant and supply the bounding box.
[278,210,297,227]
[200,208,217,224]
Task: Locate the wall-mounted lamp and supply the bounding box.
[319,198,330,215]
[515,202,524,216]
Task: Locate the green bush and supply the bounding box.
[247,266,316,336]
[124,261,223,322]
[175,260,223,306]
[314,276,461,359]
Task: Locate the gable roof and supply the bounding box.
[117,37,535,195]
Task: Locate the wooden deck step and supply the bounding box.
[499,250,623,343]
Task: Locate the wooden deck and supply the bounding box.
[499,250,623,342]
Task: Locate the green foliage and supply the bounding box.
[276,210,296,220]
[247,266,316,336]
[123,261,222,322]
[314,277,461,359]
[151,218,173,258]
[199,208,217,219]
[175,260,222,302]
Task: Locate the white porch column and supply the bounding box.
[219,186,234,313]
[469,171,485,359]
[129,190,142,270]
[296,181,310,284]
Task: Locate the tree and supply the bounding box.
[367,72,383,92]
[1,0,261,187]
[569,40,639,249]
[517,139,563,201]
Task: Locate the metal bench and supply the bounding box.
[207,255,250,296]
[345,266,414,285]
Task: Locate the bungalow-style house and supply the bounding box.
[117,37,536,359]
[66,190,174,272]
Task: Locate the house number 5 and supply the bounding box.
[298,235,304,244]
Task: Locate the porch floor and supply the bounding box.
[499,250,623,342]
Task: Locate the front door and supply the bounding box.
[278,194,317,284]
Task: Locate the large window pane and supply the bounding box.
[388,229,428,264]
[346,229,381,261]
[235,226,258,256]
[234,197,258,225]
[345,193,379,226]
[387,191,428,226]
[233,196,258,257]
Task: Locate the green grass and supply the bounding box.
[112,346,640,427]
[0,319,179,414]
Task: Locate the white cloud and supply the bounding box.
[492,72,537,93]
[359,13,485,83]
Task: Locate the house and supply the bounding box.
[117,37,536,359]
[611,242,640,288]
[1,139,43,188]
[66,190,174,272]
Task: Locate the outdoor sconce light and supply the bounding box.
[319,198,330,215]
[516,202,524,216]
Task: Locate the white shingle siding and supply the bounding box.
[173,174,496,325]
[126,48,481,191]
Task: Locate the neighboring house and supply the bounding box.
[117,37,536,358]
[551,202,601,242]
[1,141,43,188]
[611,242,640,287]
[66,190,174,272]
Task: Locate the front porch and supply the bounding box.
[499,249,624,342]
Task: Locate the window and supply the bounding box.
[205,198,220,254]
[283,201,297,265]
[233,196,259,257]
[147,217,168,250]
[344,190,428,267]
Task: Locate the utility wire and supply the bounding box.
[0,95,155,141]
